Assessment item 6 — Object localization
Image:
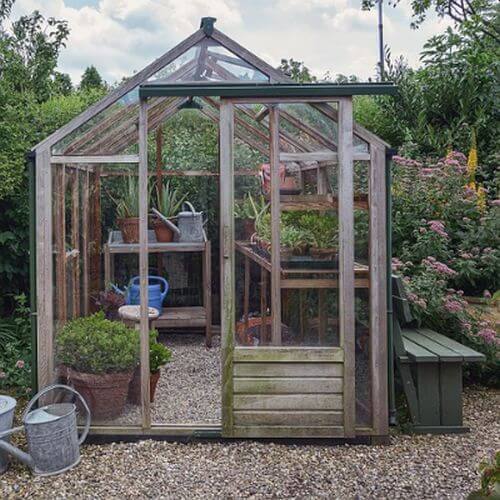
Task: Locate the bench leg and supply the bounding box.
[439,363,463,427]
[416,362,440,426]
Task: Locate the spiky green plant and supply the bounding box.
[155,180,187,218]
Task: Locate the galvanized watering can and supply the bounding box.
[176,201,206,242]
[112,275,169,313]
[0,384,90,476]
[152,202,206,243]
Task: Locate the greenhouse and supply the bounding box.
[30,17,397,440]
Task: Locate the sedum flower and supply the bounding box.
[428,220,448,238]
[477,328,498,345]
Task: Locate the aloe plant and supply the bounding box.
[110,175,140,219]
[155,180,187,218]
[235,193,268,220]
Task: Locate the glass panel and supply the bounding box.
[51,162,142,426]
[52,88,140,155]
[354,160,372,427]
[148,40,270,84]
[148,106,221,425]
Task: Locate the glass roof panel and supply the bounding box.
[148,40,270,84]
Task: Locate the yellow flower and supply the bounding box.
[467,129,478,181]
[477,186,487,213]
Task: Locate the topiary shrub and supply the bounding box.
[56,312,139,374]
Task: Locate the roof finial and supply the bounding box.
[200,17,217,36]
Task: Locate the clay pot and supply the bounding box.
[118,217,140,244]
[310,247,337,261]
[242,219,255,241]
[127,368,161,405]
[152,216,175,243]
[61,367,134,420]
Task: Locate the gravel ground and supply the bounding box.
[101,333,221,426]
[1,387,497,499]
[152,333,221,424]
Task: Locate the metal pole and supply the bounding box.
[378,0,385,81]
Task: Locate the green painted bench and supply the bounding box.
[392,276,486,434]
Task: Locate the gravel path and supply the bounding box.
[103,333,221,426]
[1,388,497,499]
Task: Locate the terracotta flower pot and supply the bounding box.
[242,218,255,241]
[61,367,134,420]
[118,217,140,244]
[127,368,161,405]
[152,216,175,242]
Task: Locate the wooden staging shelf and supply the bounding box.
[104,230,213,346]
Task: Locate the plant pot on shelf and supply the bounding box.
[241,218,255,241]
[60,366,134,420]
[118,217,140,244]
[127,368,161,404]
[152,216,176,242]
[310,247,338,261]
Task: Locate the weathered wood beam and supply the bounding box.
[51,155,139,164]
[138,98,151,428]
[219,99,235,436]
[280,151,370,162]
[269,105,282,346]
[338,97,355,438]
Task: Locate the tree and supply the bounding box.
[80,65,106,91]
[362,0,500,42]
[279,58,317,83]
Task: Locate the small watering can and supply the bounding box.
[112,275,169,313]
[0,384,91,476]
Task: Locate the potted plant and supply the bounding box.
[128,330,172,404]
[152,181,187,242]
[56,312,140,420]
[235,194,268,240]
[95,289,125,321]
[280,225,307,259]
[111,175,140,244]
[307,214,339,260]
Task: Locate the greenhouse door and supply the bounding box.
[219,97,357,438]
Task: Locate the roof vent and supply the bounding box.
[200,17,216,36]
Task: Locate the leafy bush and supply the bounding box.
[0,294,32,396]
[467,451,500,499]
[56,312,140,374]
[150,336,172,373]
[392,152,499,296]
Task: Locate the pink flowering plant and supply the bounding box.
[0,295,32,396]
[392,152,499,295]
[395,261,499,385]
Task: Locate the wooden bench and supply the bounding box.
[392,276,485,433]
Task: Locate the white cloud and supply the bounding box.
[10,0,452,84]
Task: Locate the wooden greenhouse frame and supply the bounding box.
[30,18,397,441]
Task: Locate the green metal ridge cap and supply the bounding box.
[139,81,397,98]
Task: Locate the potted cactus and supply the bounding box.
[56,312,139,420]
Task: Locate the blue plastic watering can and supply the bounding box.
[112,276,169,313]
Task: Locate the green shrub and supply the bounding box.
[150,342,172,373]
[0,295,32,396]
[56,312,140,374]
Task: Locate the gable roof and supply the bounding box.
[34,18,389,153]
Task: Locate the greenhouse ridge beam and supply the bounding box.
[139,82,397,98]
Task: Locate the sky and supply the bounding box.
[11,0,452,86]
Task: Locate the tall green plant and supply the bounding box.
[155,180,187,218]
